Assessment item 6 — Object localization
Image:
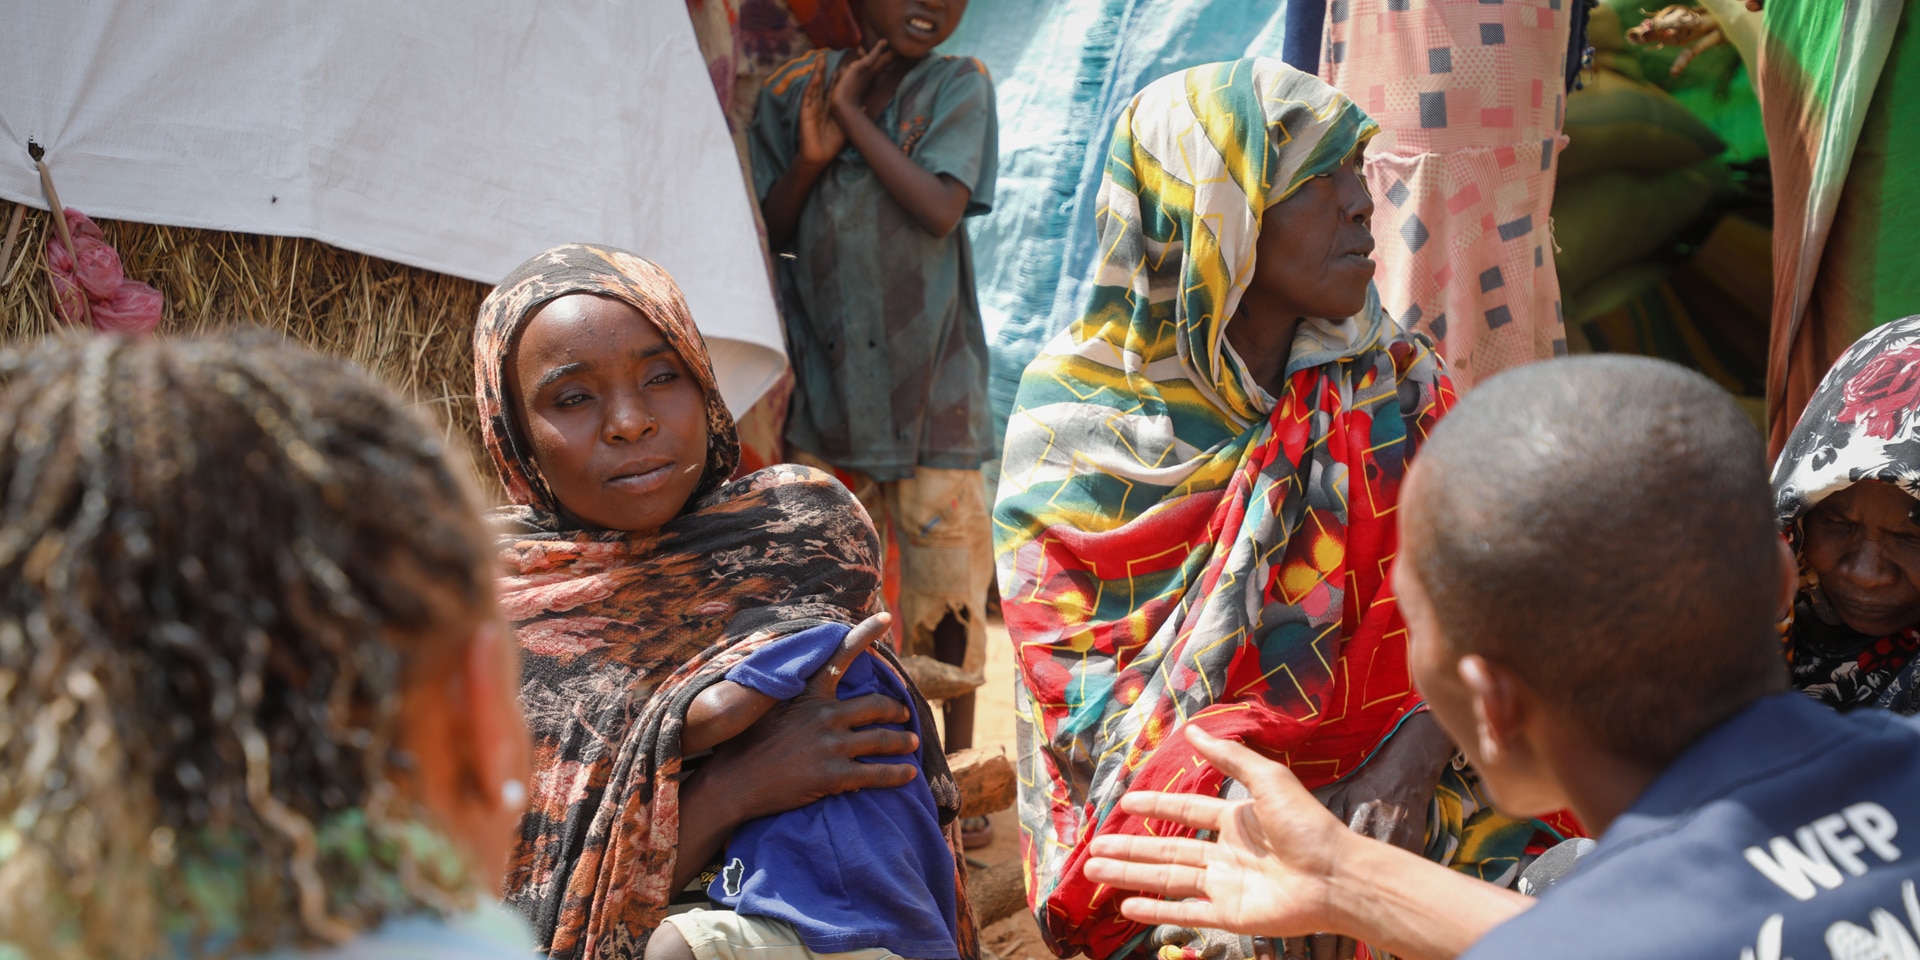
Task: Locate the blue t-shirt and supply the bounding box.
[709,623,958,959]
[1465,693,1920,960]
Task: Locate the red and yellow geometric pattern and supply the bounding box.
[994,59,1563,960]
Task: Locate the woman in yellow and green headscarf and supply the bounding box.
[994,59,1578,960]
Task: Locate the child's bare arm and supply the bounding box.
[764,162,830,249]
[683,680,780,754]
[829,43,974,239]
[763,58,845,248]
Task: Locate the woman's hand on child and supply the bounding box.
[707,612,917,820]
[829,40,897,124]
[798,57,846,166]
[804,610,890,695]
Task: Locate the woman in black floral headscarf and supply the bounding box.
[1773,315,1920,714]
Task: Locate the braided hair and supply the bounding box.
[0,332,496,958]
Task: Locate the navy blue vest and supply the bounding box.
[1468,693,1920,960]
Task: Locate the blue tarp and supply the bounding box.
[939,0,1299,462]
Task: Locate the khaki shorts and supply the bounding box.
[660,909,915,960]
[789,454,993,676]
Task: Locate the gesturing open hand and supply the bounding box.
[1090,724,1534,960]
[709,613,917,820]
[1084,726,1355,939]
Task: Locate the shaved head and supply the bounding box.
[1403,355,1786,767]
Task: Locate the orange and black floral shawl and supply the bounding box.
[474,244,972,960]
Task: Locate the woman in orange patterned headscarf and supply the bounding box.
[474,243,974,960]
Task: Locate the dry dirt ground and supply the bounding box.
[931,615,1059,960]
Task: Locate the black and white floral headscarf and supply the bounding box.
[1773,315,1920,713]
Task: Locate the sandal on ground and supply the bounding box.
[961,815,994,849]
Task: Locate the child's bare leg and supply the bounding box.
[644,921,697,960]
[933,611,973,751]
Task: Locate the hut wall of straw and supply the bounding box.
[0,205,496,489]
[0,204,795,500]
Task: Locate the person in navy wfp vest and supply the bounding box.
[1079,355,1920,960]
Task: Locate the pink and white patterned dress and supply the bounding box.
[1324,0,1571,388]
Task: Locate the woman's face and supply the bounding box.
[507,294,710,534]
[1244,150,1377,322]
[1802,480,1920,637]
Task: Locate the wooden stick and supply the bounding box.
[0,202,23,287]
[37,158,94,329]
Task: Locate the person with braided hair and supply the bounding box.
[0,332,536,958]
[476,244,974,960]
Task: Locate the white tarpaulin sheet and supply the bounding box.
[0,0,787,413]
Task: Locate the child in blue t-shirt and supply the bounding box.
[649,622,958,960]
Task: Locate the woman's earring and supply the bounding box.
[500,778,528,810]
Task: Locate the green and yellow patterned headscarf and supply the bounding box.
[995,60,1540,958]
[1076,57,1382,426]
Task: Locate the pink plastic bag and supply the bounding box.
[93,280,166,335]
[45,208,163,335]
